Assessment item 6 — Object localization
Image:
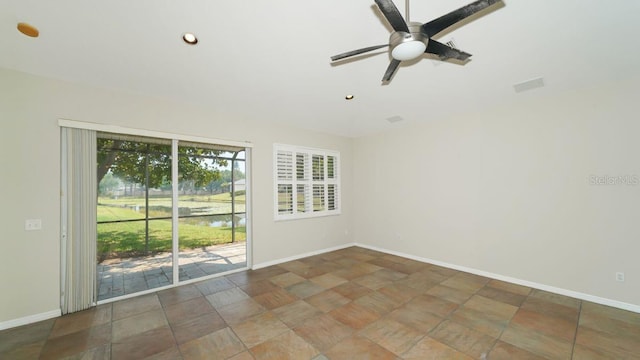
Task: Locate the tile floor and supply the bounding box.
[2,246,640,359]
[97,242,247,300]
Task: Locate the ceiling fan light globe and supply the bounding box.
[391,40,426,61]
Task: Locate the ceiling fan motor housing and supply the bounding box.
[389,23,428,61]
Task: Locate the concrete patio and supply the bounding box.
[96,242,246,301]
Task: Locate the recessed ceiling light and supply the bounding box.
[345,95,354,100]
[182,33,198,45]
[17,22,39,38]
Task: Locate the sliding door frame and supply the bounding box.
[59,119,253,303]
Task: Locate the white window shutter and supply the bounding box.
[274,144,340,220]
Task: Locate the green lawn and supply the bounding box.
[97,205,245,261]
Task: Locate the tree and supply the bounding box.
[98,172,121,196]
[97,139,229,189]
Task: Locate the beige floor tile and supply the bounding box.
[520,296,580,324]
[289,266,329,279]
[179,327,246,360]
[387,307,444,333]
[510,308,577,342]
[250,330,319,360]
[353,273,393,290]
[403,336,474,360]
[111,325,175,360]
[195,276,237,295]
[163,296,215,325]
[50,305,112,338]
[227,351,255,360]
[529,289,581,309]
[324,335,398,360]
[309,273,348,289]
[206,287,250,308]
[231,312,289,348]
[368,257,415,274]
[74,343,112,360]
[463,295,519,322]
[329,302,381,330]
[277,260,310,274]
[272,300,323,327]
[157,284,202,307]
[485,279,532,296]
[112,294,162,321]
[399,274,441,293]
[40,323,111,360]
[449,307,508,338]
[476,285,528,307]
[572,344,621,360]
[426,284,474,304]
[285,280,326,299]
[353,291,398,316]
[360,318,424,355]
[0,319,54,353]
[488,340,546,360]
[500,322,573,359]
[269,272,306,288]
[253,288,298,310]
[141,345,183,360]
[332,281,374,300]
[377,284,421,305]
[440,273,490,293]
[293,313,354,352]
[580,301,640,331]
[412,268,456,284]
[112,308,168,342]
[305,290,351,313]
[405,294,459,318]
[240,279,280,297]
[0,340,47,360]
[429,320,496,358]
[575,325,640,359]
[170,311,227,345]
[217,298,266,325]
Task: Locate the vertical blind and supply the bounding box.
[61,127,97,314]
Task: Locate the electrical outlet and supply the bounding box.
[616,272,625,282]
[25,219,42,231]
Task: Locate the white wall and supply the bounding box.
[354,78,640,308]
[0,68,353,324]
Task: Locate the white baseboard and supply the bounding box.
[0,309,61,331]
[252,243,357,270]
[355,243,640,314]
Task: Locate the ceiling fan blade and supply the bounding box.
[425,40,472,61]
[331,44,389,61]
[382,59,401,82]
[374,0,410,33]
[421,0,501,37]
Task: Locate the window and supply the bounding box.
[274,144,340,220]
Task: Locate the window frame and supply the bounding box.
[274,143,341,221]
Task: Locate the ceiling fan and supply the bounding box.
[331,0,503,82]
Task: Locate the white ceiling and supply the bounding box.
[2,0,639,137]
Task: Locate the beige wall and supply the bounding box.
[353,78,640,307]
[0,68,353,324]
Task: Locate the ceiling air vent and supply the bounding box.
[513,77,545,93]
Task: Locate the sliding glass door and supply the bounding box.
[96,133,248,301]
[177,143,247,281]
